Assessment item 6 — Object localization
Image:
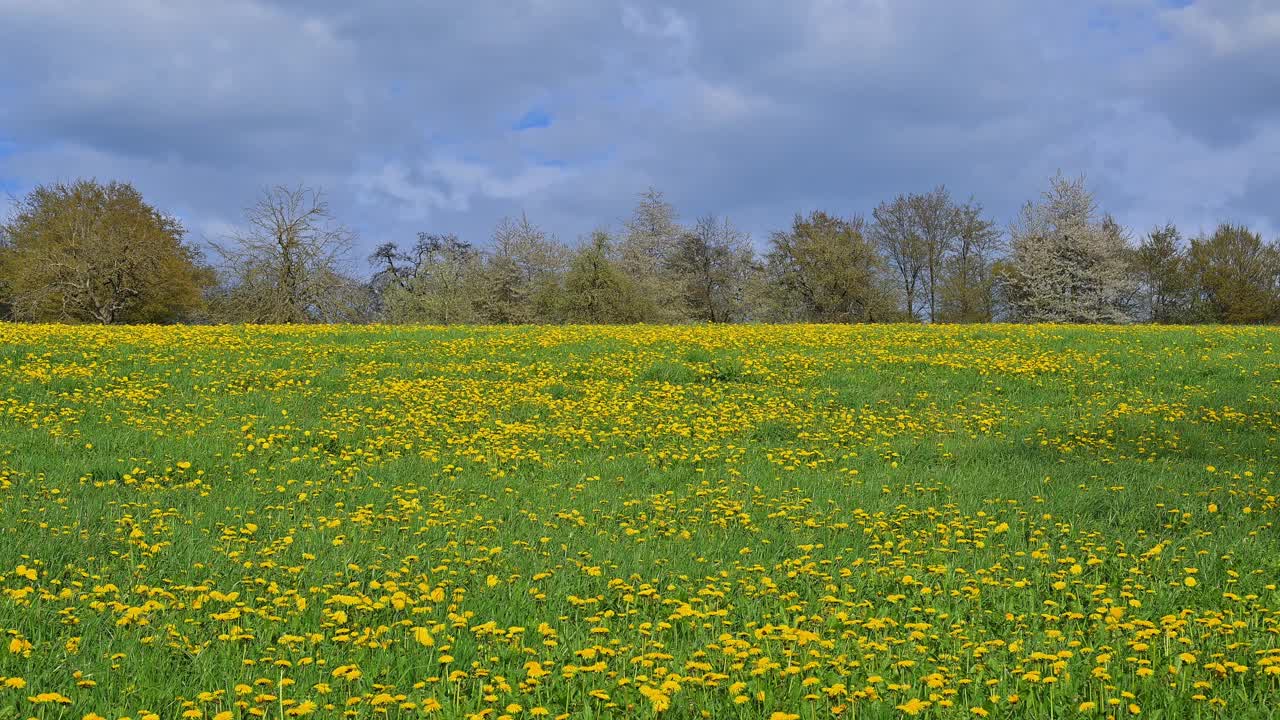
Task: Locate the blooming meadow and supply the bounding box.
[1,323,1279,719]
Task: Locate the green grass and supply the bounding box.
[0,323,1278,719]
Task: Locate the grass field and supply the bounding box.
[1,324,1279,720]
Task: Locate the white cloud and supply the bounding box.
[621,5,695,52]
[353,157,574,220]
[1161,0,1280,54]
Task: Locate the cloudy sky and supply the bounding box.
[1,0,1278,269]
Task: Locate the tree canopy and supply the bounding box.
[0,179,211,323]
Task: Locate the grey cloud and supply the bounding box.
[1139,1,1280,147]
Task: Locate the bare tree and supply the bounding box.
[872,187,967,322]
[909,186,961,323]
[872,195,929,320]
[370,240,430,293]
[618,187,687,322]
[377,233,484,324]
[213,185,357,323]
[667,215,754,323]
[938,200,1002,322]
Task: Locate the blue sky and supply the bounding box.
[1,0,1278,266]
[514,110,554,132]
[0,137,16,193]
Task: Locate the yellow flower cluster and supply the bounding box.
[0,323,1278,718]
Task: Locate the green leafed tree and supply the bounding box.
[1185,223,1280,324]
[765,211,892,323]
[562,230,638,323]
[1129,223,1192,324]
[476,214,569,324]
[0,179,212,323]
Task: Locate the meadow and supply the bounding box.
[0,323,1278,720]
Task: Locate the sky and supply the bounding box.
[1,0,1278,271]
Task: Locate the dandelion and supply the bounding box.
[4,324,1278,718]
[896,698,930,715]
[413,627,435,646]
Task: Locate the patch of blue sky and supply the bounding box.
[0,139,18,193]
[513,108,552,131]
[523,150,568,169]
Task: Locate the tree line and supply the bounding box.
[2,174,1278,326]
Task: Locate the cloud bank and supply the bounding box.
[2,0,1277,267]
